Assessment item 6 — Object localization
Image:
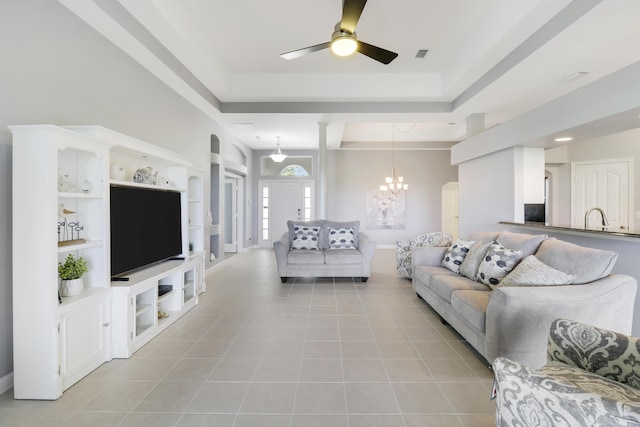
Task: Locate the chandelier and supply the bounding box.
[380,124,408,194]
[269,136,287,163]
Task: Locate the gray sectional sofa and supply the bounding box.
[274,220,376,282]
[411,230,638,368]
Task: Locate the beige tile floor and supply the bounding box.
[0,248,496,426]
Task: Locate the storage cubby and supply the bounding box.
[12,125,205,399]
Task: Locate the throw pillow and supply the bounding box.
[498,255,575,287]
[291,224,320,250]
[321,220,359,249]
[327,227,356,250]
[441,239,475,273]
[477,242,522,288]
[459,240,493,280]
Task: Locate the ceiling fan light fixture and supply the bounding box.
[331,33,358,56]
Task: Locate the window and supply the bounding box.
[261,186,269,241]
[280,165,309,177]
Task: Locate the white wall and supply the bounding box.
[458,149,518,237]
[0,0,245,384]
[327,149,458,245]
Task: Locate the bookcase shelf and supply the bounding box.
[11,124,205,400]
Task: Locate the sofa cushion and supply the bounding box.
[498,255,575,287]
[496,231,547,258]
[451,290,490,333]
[459,240,493,281]
[288,220,324,248]
[413,265,457,286]
[324,248,362,265]
[430,274,490,303]
[291,224,321,250]
[322,220,360,249]
[477,242,522,288]
[287,249,325,265]
[442,239,475,273]
[535,238,618,284]
[327,227,356,250]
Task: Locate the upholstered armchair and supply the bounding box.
[396,232,452,278]
[492,319,640,426]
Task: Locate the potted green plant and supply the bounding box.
[58,254,88,297]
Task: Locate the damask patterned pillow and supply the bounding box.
[477,242,522,288]
[327,227,356,250]
[441,239,475,273]
[498,255,575,287]
[291,224,320,250]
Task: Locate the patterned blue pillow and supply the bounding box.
[442,239,475,273]
[327,227,356,250]
[291,225,320,250]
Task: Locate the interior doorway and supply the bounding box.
[224,174,243,253]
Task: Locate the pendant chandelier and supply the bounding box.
[380,124,408,194]
[269,136,287,163]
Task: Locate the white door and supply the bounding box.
[224,178,237,253]
[572,159,631,231]
[260,180,314,247]
[442,182,459,239]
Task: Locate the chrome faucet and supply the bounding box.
[585,207,609,230]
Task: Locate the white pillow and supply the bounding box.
[477,242,522,288]
[291,225,320,250]
[441,239,475,273]
[498,255,575,287]
[327,227,356,250]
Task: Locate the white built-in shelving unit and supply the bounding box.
[11,125,205,400]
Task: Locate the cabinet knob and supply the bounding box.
[103,322,110,327]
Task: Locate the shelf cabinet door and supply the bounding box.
[59,296,111,391]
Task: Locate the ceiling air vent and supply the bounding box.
[415,49,429,59]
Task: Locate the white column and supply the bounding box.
[318,122,328,220]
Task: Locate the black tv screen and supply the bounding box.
[110,185,183,277]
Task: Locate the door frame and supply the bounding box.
[258,179,315,248]
[224,173,244,253]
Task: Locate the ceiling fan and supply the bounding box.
[280,0,398,65]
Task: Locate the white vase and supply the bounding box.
[59,278,84,297]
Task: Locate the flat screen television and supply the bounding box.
[110,185,183,278]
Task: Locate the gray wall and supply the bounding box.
[328,150,458,246]
[0,0,244,383]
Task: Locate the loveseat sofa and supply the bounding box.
[274,220,376,283]
[412,230,637,368]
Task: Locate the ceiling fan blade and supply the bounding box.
[280,42,331,60]
[341,0,367,33]
[357,40,398,64]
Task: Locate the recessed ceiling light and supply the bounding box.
[554,137,573,142]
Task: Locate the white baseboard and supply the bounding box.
[377,244,396,249]
[0,372,13,395]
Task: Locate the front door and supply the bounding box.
[260,180,314,247]
[572,159,631,231]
